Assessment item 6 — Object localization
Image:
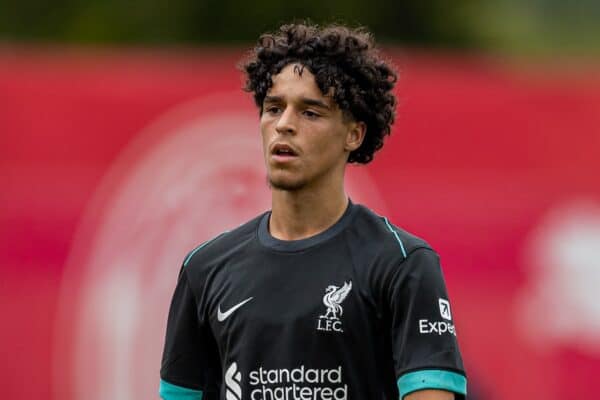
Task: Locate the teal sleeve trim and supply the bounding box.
[183,231,229,266]
[383,217,407,258]
[397,370,467,399]
[159,379,203,400]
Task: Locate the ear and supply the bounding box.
[344,121,366,152]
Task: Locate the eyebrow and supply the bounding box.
[263,95,331,110]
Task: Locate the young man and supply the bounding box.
[160,23,467,400]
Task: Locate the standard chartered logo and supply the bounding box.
[226,362,242,400]
[249,366,347,400]
[226,362,347,400]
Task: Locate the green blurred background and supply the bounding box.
[1,0,599,57]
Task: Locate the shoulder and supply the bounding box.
[182,212,265,276]
[349,204,434,264]
[347,204,443,307]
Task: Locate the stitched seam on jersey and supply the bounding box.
[341,229,378,315]
[160,377,204,392]
[385,247,438,315]
[382,217,407,258]
[161,353,187,372]
[174,263,206,331]
[399,365,466,377]
[183,231,230,267]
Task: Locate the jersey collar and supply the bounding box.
[258,199,356,252]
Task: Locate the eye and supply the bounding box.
[264,105,282,115]
[303,110,320,119]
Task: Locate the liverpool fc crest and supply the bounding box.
[317,281,352,332]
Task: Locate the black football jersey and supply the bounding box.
[160,201,467,400]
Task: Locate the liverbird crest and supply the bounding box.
[320,281,352,320]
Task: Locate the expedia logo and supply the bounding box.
[439,298,452,320]
[419,298,456,336]
[419,319,456,336]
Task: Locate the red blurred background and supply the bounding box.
[1,48,599,399]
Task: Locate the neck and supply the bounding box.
[269,181,348,241]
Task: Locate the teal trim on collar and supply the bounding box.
[159,379,203,400]
[397,370,467,399]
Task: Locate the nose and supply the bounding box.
[275,107,296,135]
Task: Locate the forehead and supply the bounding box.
[268,63,330,100]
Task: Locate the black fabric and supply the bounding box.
[160,266,222,394]
[160,202,466,399]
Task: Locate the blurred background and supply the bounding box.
[1,1,599,399]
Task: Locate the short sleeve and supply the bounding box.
[388,248,467,399]
[159,265,221,399]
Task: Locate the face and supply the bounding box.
[260,63,365,191]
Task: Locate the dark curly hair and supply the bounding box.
[240,22,397,164]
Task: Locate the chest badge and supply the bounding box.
[317,281,352,333]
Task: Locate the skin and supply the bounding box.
[259,63,455,400]
[260,63,365,240]
[405,389,455,400]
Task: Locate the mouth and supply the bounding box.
[271,143,299,160]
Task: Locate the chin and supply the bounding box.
[267,173,308,191]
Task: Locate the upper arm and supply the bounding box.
[387,248,467,399]
[159,265,221,399]
[405,389,455,400]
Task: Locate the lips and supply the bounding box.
[271,143,298,157]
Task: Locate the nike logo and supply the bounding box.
[217,297,253,322]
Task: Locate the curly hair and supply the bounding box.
[240,22,397,164]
